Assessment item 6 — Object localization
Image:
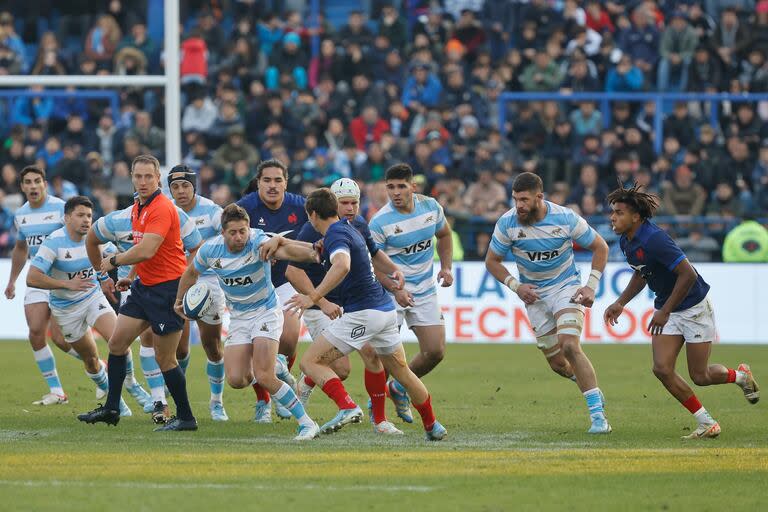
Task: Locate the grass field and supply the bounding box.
[0,341,766,511]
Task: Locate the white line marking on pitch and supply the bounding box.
[0,480,435,493]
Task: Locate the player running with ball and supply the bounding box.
[485,172,612,434]
[604,183,759,439]
[175,204,322,440]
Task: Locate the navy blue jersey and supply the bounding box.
[620,221,710,312]
[237,191,307,288]
[290,215,379,308]
[324,219,393,313]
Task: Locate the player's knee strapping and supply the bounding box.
[556,312,584,337]
[536,334,559,358]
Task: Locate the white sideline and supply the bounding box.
[0,480,435,492]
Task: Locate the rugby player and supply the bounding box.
[288,188,447,440]
[604,183,759,439]
[237,159,305,421]
[285,178,406,434]
[485,172,612,434]
[168,165,229,421]
[4,166,88,405]
[368,164,454,424]
[27,196,131,416]
[78,155,197,431]
[175,204,321,440]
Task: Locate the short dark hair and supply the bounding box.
[305,188,338,220]
[131,154,160,173]
[385,163,413,181]
[245,159,288,195]
[20,165,46,182]
[606,182,659,220]
[64,195,93,215]
[512,172,544,193]
[220,204,251,229]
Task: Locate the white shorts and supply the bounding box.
[197,276,225,325]
[397,292,444,329]
[324,309,401,356]
[525,282,584,337]
[24,286,49,306]
[225,309,284,346]
[303,308,332,340]
[52,292,114,343]
[275,282,297,308]
[661,296,717,343]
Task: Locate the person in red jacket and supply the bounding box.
[180,30,208,85]
[585,0,615,34]
[349,106,390,151]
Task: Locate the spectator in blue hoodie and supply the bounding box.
[402,61,443,108]
[606,54,644,91]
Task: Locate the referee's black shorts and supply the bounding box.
[120,278,184,335]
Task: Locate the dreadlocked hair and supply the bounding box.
[606,181,659,220]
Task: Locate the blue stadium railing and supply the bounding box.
[498,92,768,155]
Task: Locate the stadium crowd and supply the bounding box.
[0,0,767,261]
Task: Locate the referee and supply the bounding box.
[78,155,197,431]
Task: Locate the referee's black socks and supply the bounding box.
[105,353,127,411]
[163,366,195,421]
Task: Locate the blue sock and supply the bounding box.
[392,379,407,395]
[584,388,606,421]
[33,346,65,396]
[87,361,109,393]
[207,359,224,403]
[274,382,312,427]
[124,350,136,384]
[178,353,191,375]
[139,346,166,403]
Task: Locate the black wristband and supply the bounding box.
[110,255,118,267]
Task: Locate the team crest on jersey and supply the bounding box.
[258,217,266,226]
[260,323,268,332]
[551,228,563,236]
[21,217,27,224]
[64,251,71,259]
[635,248,645,260]
[288,213,298,224]
[518,230,526,238]
[195,218,205,225]
[44,214,54,220]
[213,258,222,269]
[394,225,403,234]
[425,215,433,223]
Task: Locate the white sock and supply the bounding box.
[735,370,747,386]
[67,348,81,360]
[693,407,715,425]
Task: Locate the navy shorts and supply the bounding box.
[120,278,184,335]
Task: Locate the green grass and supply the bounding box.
[0,341,766,511]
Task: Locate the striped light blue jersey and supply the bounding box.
[369,194,446,298]
[175,195,222,278]
[490,201,597,295]
[193,229,276,317]
[30,228,116,309]
[92,205,203,279]
[14,195,65,258]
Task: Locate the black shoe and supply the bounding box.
[77,404,120,426]
[151,401,170,425]
[153,416,198,432]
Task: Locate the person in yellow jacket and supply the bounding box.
[722,217,768,262]
[434,216,464,261]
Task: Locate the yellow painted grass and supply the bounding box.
[1,448,766,481]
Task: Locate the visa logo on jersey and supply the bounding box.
[26,235,46,246]
[222,276,254,286]
[67,268,94,280]
[526,250,559,261]
[403,239,432,255]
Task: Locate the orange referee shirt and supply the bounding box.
[130,189,187,286]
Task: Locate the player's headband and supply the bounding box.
[167,165,196,191]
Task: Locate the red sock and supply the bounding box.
[321,377,356,410]
[413,395,436,431]
[252,382,270,404]
[682,394,702,414]
[303,375,316,388]
[287,353,296,371]
[364,369,387,424]
[727,368,737,383]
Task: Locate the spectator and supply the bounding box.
[722,216,768,262]
[569,101,602,138]
[661,165,707,216]
[688,46,724,91]
[95,114,118,165]
[677,229,721,262]
[402,61,443,108]
[379,4,408,51]
[10,86,53,127]
[605,54,644,92]
[520,51,563,91]
[182,93,218,134]
[196,10,226,63]
[350,105,390,150]
[211,125,259,172]
[118,22,156,63]
[127,111,165,157]
[560,56,602,92]
[53,143,89,192]
[464,169,507,216]
[618,5,659,75]
[707,181,746,217]
[658,11,699,91]
[266,32,308,90]
[709,7,752,81]
[0,189,15,256]
[585,0,615,34]
[180,30,209,88]
[739,49,768,92]
[339,11,374,48]
[309,39,344,87]
[567,163,609,206]
[1,163,20,196]
[482,0,514,63]
[84,15,122,69]
[453,9,487,62]
[664,102,697,147]
[0,12,28,73]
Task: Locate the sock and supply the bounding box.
[178,353,191,375]
[321,377,357,410]
[303,375,316,388]
[67,348,82,360]
[139,346,166,404]
[413,395,436,431]
[105,353,127,411]
[86,360,109,393]
[274,382,312,427]
[253,382,270,403]
[287,353,297,371]
[682,395,715,424]
[682,394,702,414]
[33,346,65,396]
[124,350,137,385]
[583,388,606,422]
[207,359,224,403]
[364,369,387,424]
[391,379,406,395]
[162,365,194,421]
[569,375,578,382]
[728,368,748,385]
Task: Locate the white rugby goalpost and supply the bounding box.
[0,0,181,166]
